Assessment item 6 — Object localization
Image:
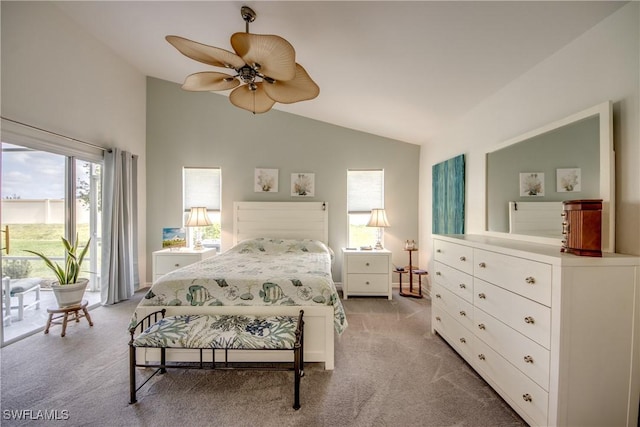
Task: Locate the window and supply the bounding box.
[347,169,384,248]
[183,167,221,251]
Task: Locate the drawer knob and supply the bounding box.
[435,294,441,299]
[478,354,486,361]
[459,310,466,317]
[459,283,466,289]
[436,249,442,253]
[435,316,441,322]
[478,293,486,299]
[436,271,442,276]
[459,337,466,344]
[478,262,486,268]
[365,262,370,266]
[459,256,466,262]
[174,263,180,267]
[525,276,535,284]
[365,281,370,285]
[522,394,533,403]
[478,323,486,330]
[524,355,534,364]
[524,316,535,324]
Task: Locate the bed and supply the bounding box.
[132,202,345,369]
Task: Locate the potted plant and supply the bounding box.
[25,235,91,307]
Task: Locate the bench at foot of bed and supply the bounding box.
[128,310,305,410]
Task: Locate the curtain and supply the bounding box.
[101,148,139,304]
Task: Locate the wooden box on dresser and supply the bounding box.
[431,234,639,427]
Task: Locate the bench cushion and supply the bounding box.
[9,278,41,295]
[133,314,299,350]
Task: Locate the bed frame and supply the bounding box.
[508,201,563,237]
[136,201,337,369]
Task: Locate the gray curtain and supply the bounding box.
[101,148,139,305]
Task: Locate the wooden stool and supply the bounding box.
[45,299,93,337]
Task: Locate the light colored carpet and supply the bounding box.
[0,290,526,426]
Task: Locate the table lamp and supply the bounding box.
[367,208,390,250]
[185,207,212,250]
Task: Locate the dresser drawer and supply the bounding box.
[473,249,551,306]
[474,307,550,390]
[432,283,474,331]
[346,274,389,293]
[434,240,473,274]
[346,254,389,274]
[154,254,201,275]
[433,261,473,303]
[474,278,550,349]
[432,305,474,361]
[474,338,549,427]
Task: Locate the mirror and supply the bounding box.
[485,101,614,252]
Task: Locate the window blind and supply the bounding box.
[347,169,384,214]
[183,167,221,211]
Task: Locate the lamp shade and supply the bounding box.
[185,207,212,227]
[367,208,390,228]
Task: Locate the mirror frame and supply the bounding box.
[484,101,614,252]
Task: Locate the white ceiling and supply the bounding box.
[54,1,626,145]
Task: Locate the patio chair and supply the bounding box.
[2,276,41,322]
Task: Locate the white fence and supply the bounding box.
[1,199,90,224]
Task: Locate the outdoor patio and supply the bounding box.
[1,287,101,345]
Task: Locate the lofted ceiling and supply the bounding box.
[54,1,627,145]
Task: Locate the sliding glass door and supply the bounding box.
[1,142,102,345]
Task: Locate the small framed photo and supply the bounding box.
[254,168,278,192]
[162,227,186,249]
[291,173,315,197]
[519,172,544,197]
[556,168,581,192]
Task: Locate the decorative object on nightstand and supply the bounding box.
[561,199,602,257]
[397,246,425,299]
[366,208,390,250]
[185,207,212,250]
[152,247,217,283]
[341,248,392,300]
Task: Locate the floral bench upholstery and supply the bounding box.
[129,310,305,409]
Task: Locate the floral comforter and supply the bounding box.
[136,238,347,334]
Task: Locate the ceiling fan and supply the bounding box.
[166,6,319,114]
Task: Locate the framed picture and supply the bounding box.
[519,172,544,197]
[557,168,581,192]
[291,173,315,197]
[254,168,278,192]
[162,227,186,249]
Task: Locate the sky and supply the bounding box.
[1,142,90,200]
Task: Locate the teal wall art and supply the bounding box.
[432,154,465,234]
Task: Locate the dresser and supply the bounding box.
[152,248,217,283]
[431,234,639,427]
[341,249,392,299]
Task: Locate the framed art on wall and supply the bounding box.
[520,172,544,197]
[432,154,465,234]
[291,173,314,197]
[557,168,581,192]
[254,168,278,192]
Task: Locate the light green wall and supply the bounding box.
[146,77,420,282]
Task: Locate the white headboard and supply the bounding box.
[508,201,563,237]
[233,202,328,246]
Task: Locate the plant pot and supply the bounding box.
[52,278,89,307]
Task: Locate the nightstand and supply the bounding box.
[152,247,217,283]
[341,248,392,300]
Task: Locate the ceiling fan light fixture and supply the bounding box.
[166,6,318,113]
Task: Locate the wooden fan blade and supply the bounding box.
[230,33,296,81]
[182,72,239,91]
[166,35,245,69]
[262,63,320,104]
[229,83,276,114]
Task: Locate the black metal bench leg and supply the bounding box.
[160,347,167,374]
[293,341,301,410]
[129,344,137,404]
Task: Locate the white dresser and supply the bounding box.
[341,249,392,299]
[431,234,639,427]
[152,248,217,283]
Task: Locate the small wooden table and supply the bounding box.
[45,299,93,337]
[397,248,425,299]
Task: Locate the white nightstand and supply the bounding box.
[341,248,392,300]
[152,247,217,283]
